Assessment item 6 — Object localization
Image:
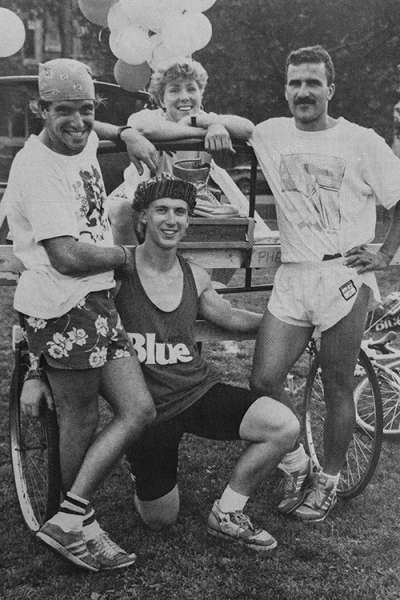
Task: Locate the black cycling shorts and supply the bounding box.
[126,383,259,501]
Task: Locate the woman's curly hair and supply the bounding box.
[149,58,208,106]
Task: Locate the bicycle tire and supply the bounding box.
[355,362,400,438]
[9,347,61,533]
[304,348,383,499]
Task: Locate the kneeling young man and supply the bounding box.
[115,174,299,551]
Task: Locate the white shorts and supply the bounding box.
[268,259,380,333]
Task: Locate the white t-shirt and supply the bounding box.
[5,132,115,318]
[122,108,213,193]
[252,117,400,262]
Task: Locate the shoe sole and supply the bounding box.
[294,498,337,523]
[37,531,99,572]
[277,488,309,515]
[100,555,136,570]
[207,527,278,552]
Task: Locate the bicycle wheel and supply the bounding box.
[355,362,400,438]
[9,347,61,532]
[304,348,383,499]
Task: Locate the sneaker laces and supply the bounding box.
[229,511,260,534]
[92,530,126,558]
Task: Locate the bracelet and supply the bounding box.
[24,367,44,382]
[118,244,129,266]
[117,125,133,141]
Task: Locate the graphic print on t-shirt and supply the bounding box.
[128,332,194,366]
[73,165,110,243]
[279,154,345,231]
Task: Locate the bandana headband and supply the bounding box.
[39,58,95,101]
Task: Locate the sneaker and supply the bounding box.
[86,530,136,570]
[277,458,312,514]
[36,522,100,572]
[207,501,277,552]
[293,473,337,523]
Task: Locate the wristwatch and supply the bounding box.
[190,116,197,127]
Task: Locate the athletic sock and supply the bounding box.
[82,507,102,541]
[218,485,249,513]
[320,471,340,490]
[278,443,309,474]
[48,491,89,532]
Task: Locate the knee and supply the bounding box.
[134,491,179,530]
[241,398,299,451]
[124,403,156,436]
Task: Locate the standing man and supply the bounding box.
[114,174,300,551]
[5,58,156,571]
[250,45,400,522]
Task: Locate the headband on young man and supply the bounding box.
[38,58,95,102]
[133,174,197,212]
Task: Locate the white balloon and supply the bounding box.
[179,0,216,12]
[119,0,173,33]
[109,26,152,65]
[0,8,25,58]
[149,41,190,70]
[107,1,132,31]
[161,13,212,55]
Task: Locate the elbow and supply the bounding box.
[243,122,255,140]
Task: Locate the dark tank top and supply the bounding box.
[115,249,219,421]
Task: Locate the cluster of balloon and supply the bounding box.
[0,8,25,58]
[77,0,216,92]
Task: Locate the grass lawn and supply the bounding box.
[1,259,400,599]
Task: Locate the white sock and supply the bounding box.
[278,443,309,474]
[218,485,249,513]
[48,491,88,532]
[320,471,340,490]
[83,509,103,541]
[49,511,85,532]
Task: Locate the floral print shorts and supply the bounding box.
[23,290,134,370]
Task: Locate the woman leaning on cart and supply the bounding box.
[107,57,254,244]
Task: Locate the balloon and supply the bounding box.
[114,59,151,92]
[179,0,216,12]
[161,13,212,55]
[0,8,25,58]
[149,41,190,70]
[118,0,173,33]
[78,0,117,27]
[107,1,133,31]
[109,26,152,65]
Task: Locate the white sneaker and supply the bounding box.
[207,500,277,552]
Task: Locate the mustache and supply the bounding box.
[294,98,315,106]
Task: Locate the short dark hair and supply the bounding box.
[285,45,335,85]
[133,173,197,213]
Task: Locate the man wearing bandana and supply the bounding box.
[4,58,156,571]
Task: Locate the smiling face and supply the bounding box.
[41,98,95,155]
[161,77,203,122]
[142,197,190,249]
[285,62,335,131]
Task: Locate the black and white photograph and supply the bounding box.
[1,1,400,598]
